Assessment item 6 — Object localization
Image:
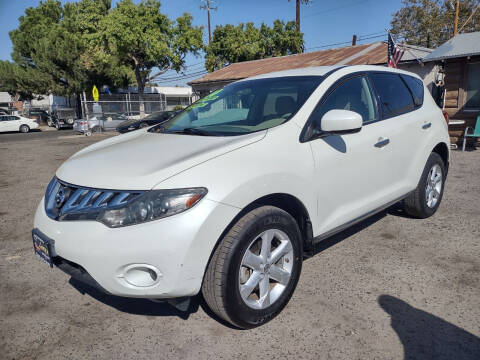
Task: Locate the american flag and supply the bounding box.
[388,33,404,68]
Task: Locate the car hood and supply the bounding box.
[56,129,266,190]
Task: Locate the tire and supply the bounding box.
[19,125,30,133]
[202,206,303,329]
[92,126,102,133]
[55,122,61,130]
[403,152,446,218]
[47,119,53,127]
[139,122,149,128]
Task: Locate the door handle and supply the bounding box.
[375,138,390,148]
[422,122,432,129]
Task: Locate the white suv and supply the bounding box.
[33,65,450,328]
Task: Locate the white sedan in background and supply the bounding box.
[0,114,39,133]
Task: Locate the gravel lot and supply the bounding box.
[1,131,479,360]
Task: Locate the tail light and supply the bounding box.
[442,110,449,124]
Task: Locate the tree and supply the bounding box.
[288,0,311,32]
[205,20,303,72]
[391,0,480,48]
[0,60,53,100]
[102,0,204,116]
[1,0,133,99]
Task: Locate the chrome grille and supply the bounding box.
[44,177,144,221]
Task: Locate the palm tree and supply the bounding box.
[289,0,311,32]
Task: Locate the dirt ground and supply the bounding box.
[1,131,479,360]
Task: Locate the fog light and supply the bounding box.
[120,264,161,287]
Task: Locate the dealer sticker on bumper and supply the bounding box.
[32,230,54,267]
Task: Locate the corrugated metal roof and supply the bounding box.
[190,41,431,85]
[423,31,480,62]
[400,44,433,61]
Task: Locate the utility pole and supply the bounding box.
[200,0,217,44]
[454,0,460,35]
[352,34,357,46]
[296,0,301,32]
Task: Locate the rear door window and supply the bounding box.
[401,74,424,107]
[370,73,414,119]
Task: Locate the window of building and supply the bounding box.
[465,62,480,110]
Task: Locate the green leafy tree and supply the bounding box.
[391,0,480,48]
[102,0,204,116]
[0,60,53,100]
[205,20,303,72]
[0,0,134,99]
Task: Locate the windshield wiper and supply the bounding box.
[168,127,212,136]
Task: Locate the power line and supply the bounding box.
[303,0,370,18]
[306,32,386,51]
[153,71,208,84]
[152,69,207,81]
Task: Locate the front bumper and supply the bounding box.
[33,197,239,298]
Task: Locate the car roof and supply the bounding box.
[241,65,422,82]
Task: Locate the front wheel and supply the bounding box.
[202,206,302,329]
[19,125,30,133]
[403,152,446,218]
[55,122,61,130]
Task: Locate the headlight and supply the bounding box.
[97,188,207,228]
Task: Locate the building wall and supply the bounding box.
[441,56,480,146]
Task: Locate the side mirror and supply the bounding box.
[320,109,362,134]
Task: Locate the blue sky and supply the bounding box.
[0,0,403,87]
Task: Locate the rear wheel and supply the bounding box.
[202,206,302,329]
[139,122,149,128]
[403,152,446,218]
[19,124,30,133]
[55,122,61,130]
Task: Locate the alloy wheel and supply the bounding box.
[238,229,294,309]
[425,164,442,208]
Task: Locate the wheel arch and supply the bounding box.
[213,193,314,259]
[432,142,449,174]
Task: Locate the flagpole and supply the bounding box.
[386,30,422,67]
[400,42,424,66]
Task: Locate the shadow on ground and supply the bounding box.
[310,209,389,256]
[69,278,200,320]
[379,295,480,359]
[69,278,238,328]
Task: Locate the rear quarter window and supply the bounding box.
[401,74,424,107]
[370,73,414,119]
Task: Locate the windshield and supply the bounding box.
[149,76,323,136]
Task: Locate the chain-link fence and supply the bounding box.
[81,93,167,120]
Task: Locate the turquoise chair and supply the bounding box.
[463,114,480,151]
